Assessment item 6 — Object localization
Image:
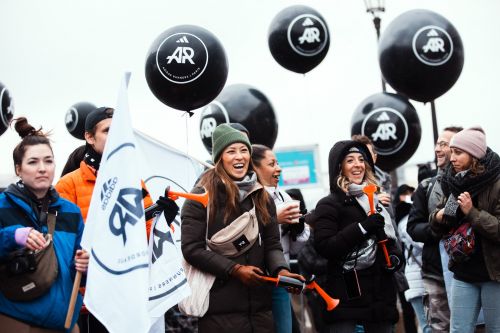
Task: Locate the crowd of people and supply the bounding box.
[0,108,499,333]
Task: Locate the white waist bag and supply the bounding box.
[179,204,259,316]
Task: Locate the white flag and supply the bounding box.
[148,213,190,318]
[81,73,151,333]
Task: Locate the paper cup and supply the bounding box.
[279,199,301,223]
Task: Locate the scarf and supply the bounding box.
[83,143,102,172]
[441,148,500,199]
[234,172,258,202]
[341,183,397,271]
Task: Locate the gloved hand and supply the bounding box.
[359,213,385,235]
[231,264,265,287]
[156,196,179,225]
[384,252,404,273]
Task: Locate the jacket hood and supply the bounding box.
[328,140,375,193]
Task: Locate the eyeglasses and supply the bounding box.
[435,141,449,148]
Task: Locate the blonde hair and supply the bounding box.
[336,161,378,192]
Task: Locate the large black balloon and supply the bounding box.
[351,93,421,171]
[65,102,96,140]
[145,25,228,111]
[0,82,14,137]
[199,84,278,153]
[268,5,330,74]
[379,9,464,102]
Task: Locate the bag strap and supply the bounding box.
[41,196,57,236]
[46,211,57,236]
[407,245,422,268]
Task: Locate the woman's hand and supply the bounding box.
[435,208,445,224]
[457,192,473,215]
[75,249,89,273]
[377,192,391,207]
[231,264,265,286]
[25,229,47,251]
[278,269,306,294]
[277,204,301,225]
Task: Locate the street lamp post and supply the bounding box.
[364,0,386,92]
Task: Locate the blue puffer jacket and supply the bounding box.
[0,184,84,331]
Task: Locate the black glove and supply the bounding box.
[156,196,179,225]
[359,213,385,235]
[385,252,404,273]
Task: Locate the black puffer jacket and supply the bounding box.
[314,141,399,324]
[407,175,445,279]
[181,182,288,333]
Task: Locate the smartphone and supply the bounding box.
[343,269,362,299]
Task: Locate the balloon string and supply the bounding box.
[184,111,191,186]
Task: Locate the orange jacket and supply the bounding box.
[56,161,155,236]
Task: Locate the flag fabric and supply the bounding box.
[133,130,204,331]
[133,129,205,241]
[148,212,190,319]
[81,73,151,333]
[133,129,205,199]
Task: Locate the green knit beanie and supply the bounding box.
[212,123,252,162]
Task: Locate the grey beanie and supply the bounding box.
[212,124,252,162]
[450,126,487,159]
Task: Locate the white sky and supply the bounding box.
[1,0,499,192]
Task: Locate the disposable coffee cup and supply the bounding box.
[279,200,301,223]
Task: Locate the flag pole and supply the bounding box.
[64,271,82,329]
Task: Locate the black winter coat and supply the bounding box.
[407,176,445,279]
[314,140,399,324]
[314,192,399,324]
[181,183,288,333]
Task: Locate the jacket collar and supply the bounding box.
[80,161,97,182]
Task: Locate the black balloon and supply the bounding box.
[199,84,278,154]
[379,9,464,102]
[145,25,228,111]
[351,93,421,171]
[268,5,330,74]
[0,81,14,137]
[65,102,96,140]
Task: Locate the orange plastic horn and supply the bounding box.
[362,184,392,268]
[168,190,209,207]
[362,184,378,215]
[260,276,339,311]
[305,280,340,311]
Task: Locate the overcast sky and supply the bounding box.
[1,0,499,191]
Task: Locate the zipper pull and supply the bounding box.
[259,232,262,246]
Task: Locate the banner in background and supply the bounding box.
[275,144,321,189]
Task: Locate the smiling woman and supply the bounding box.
[251,143,310,333]
[181,124,304,333]
[313,140,402,333]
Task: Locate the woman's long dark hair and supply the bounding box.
[198,159,271,225]
[12,117,52,172]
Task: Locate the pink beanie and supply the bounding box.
[450,126,487,159]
